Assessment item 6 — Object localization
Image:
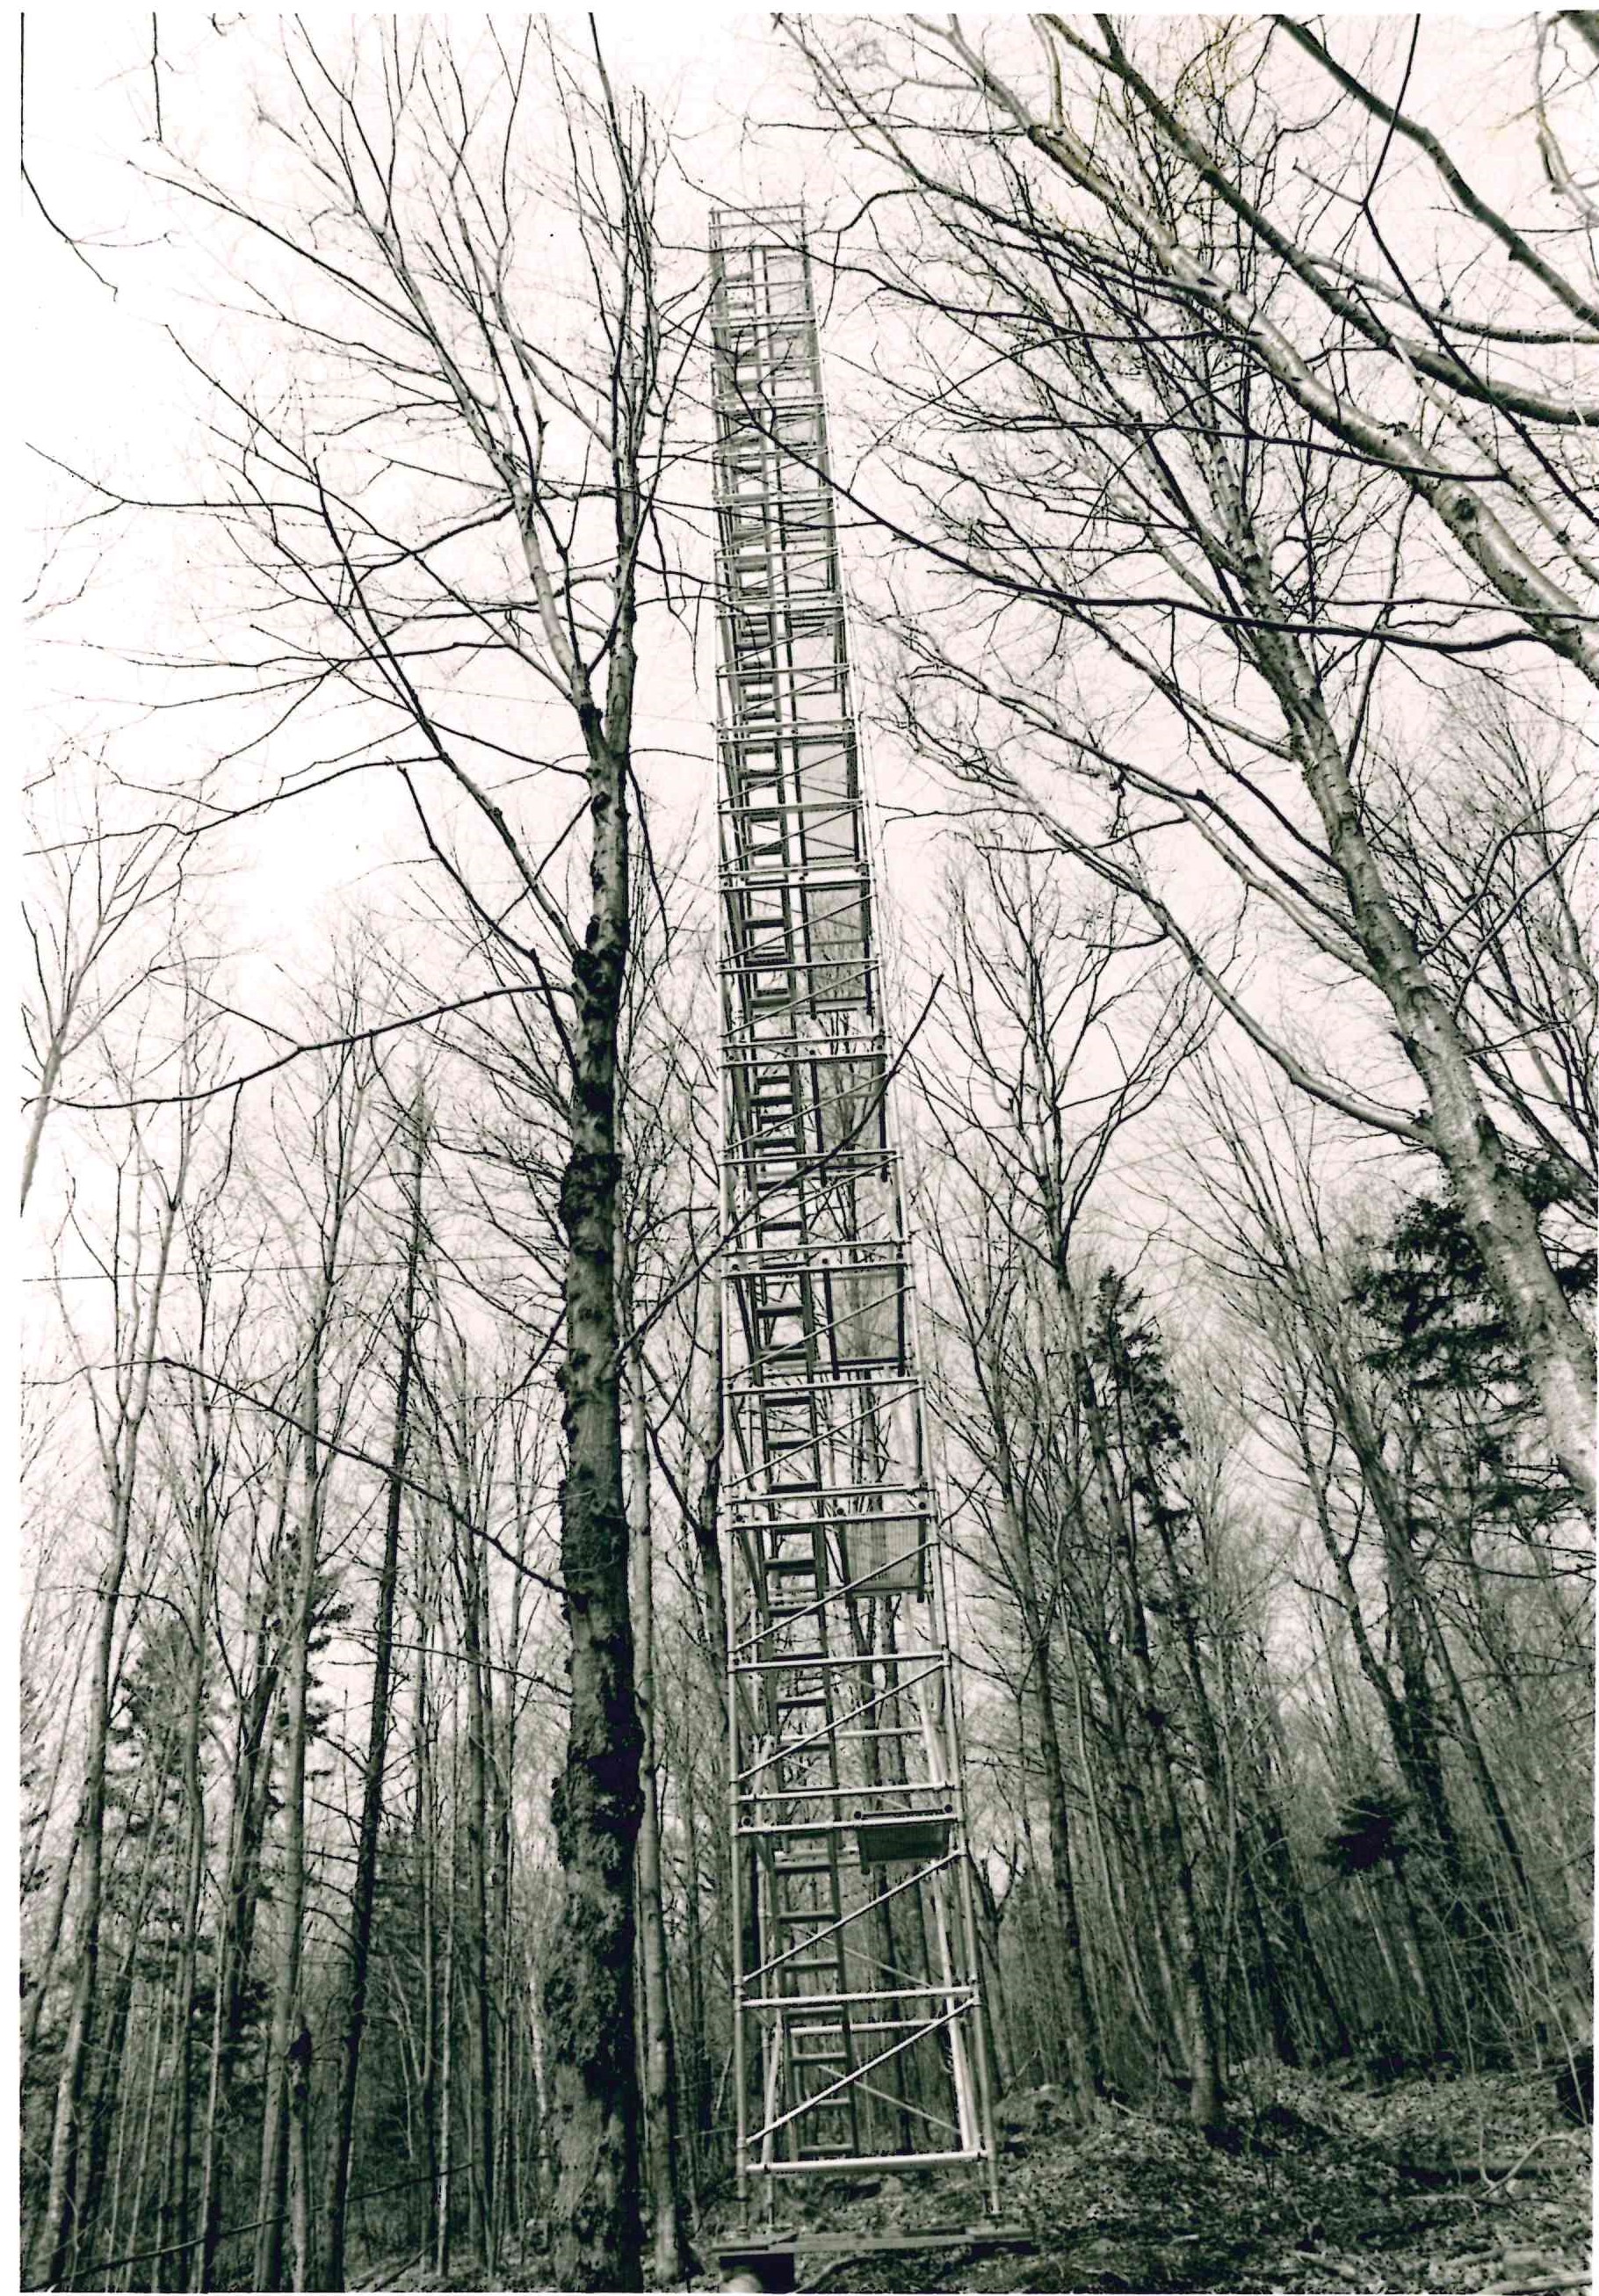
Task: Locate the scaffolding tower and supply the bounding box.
[710,209,999,2209]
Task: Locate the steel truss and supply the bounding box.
[710,209,999,2208]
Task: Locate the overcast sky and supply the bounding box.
[23,7,1574,962]
[21,5,1586,1247]
[22,17,810,961]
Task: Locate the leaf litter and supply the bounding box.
[707,2066,1591,2296]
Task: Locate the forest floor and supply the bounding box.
[350,2065,1589,2295]
[693,2064,1591,2296]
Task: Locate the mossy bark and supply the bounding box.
[544,713,645,2292]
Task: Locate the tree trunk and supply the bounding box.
[114,1963,168,2283]
[21,1828,79,2069]
[627,1345,690,2282]
[196,1583,283,2292]
[254,1353,326,2292]
[1257,1789,1351,2061]
[684,1293,728,1726]
[168,1593,209,2285]
[1067,1277,1226,2136]
[1239,574,1597,1503]
[287,2022,314,2292]
[494,1503,524,2268]
[81,1774,168,2279]
[1073,1662,1162,2054]
[1140,1460,1301,2068]
[33,1177,180,2285]
[20,1032,65,1214]
[435,1822,455,2285]
[1299,1408,1465,1998]
[542,703,645,2290]
[413,1539,439,2276]
[457,1510,498,2277]
[1017,1591,1102,2107]
[1334,1387,1465,1888]
[323,1113,426,2289]
[1031,1644,1101,2101]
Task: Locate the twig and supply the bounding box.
[155,1359,568,1599]
[1477,2273,1591,2295]
[53,981,549,1111]
[149,12,163,142]
[1483,2130,1581,2191]
[20,20,118,294]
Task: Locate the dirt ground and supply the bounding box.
[702,2065,1591,2296]
[352,2064,1589,2294]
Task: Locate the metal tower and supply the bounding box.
[710,209,998,2207]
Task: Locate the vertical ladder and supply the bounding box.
[760,1515,860,2163]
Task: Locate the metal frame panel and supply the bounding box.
[710,207,999,2213]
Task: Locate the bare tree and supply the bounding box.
[788,15,1598,1502]
[22,773,192,1213]
[253,1031,384,2294]
[322,1094,429,2290]
[1362,694,1595,1222]
[930,1228,1105,2112]
[62,22,705,2282]
[30,1010,212,2286]
[916,838,1226,2130]
[1182,1066,1589,2042]
[19,20,1596,2288]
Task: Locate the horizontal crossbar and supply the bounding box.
[747,2153,987,2182]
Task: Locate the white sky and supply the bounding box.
[19,16,803,957]
[17,7,1590,1249]
[24,6,1579,969]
